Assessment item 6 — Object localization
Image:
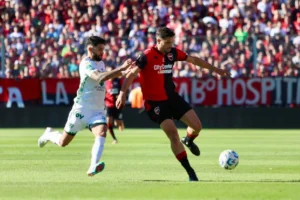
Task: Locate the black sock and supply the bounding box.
[181,158,195,173]
[176,151,194,173]
[108,125,117,140]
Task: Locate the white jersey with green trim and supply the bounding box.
[73,57,106,110]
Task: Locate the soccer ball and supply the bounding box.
[219,150,239,170]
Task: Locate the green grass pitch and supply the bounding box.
[0,128,299,200]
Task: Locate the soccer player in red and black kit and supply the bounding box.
[116,27,230,181]
[105,66,124,144]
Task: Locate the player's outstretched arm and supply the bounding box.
[116,65,140,109]
[186,56,231,77]
[89,59,134,83]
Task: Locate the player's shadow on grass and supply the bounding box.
[143,180,300,183]
[201,180,300,183]
[143,180,185,182]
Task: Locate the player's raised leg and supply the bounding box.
[38,127,75,148]
[160,119,199,181]
[180,109,202,156]
[38,109,83,148]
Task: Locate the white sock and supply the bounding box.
[46,131,62,146]
[90,136,106,166]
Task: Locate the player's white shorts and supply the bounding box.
[64,108,107,135]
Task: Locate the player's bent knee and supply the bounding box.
[100,132,106,137]
[95,131,106,137]
[196,120,202,132]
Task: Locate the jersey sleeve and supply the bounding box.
[82,61,98,77]
[175,48,188,61]
[135,53,147,69]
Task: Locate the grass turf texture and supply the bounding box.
[0,129,299,200]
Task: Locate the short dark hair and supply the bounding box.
[156,27,175,39]
[86,36,106,47]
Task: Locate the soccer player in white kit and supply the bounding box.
[38,36,133,176]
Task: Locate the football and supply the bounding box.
[219,150,239,170]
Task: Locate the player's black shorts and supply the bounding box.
[106,107,123,120]
[144,93,192,125]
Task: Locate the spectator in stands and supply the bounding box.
[0,0,299,79]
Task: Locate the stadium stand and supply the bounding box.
[0,0,299,79]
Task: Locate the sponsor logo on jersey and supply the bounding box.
[154,64,172,74]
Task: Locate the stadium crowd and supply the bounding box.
[0,0,299,79]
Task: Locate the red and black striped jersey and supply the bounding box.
[135,46,188,101]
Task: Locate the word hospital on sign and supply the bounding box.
[2,77,300,107]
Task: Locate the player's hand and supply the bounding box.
[120,61,137,77]
[116,92,126,109]
[214,68,231,77]
[120,59,134,70]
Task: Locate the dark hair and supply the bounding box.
[86,36,106,47]
[156,27,175,39]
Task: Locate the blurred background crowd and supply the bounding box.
[0,0,299,79]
